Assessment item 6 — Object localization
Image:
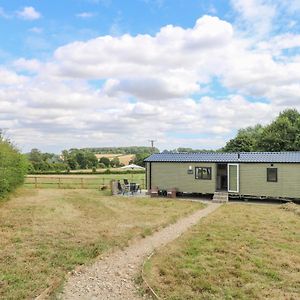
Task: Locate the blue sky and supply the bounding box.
[0,0,232,59]
[0,0,300,152]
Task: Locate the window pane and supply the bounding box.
[195,167,201,179]
[202,168,209,179]
[267,168,277,182]
[195,167,211,180]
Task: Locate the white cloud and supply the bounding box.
[1,14,300,152]
[0,68,27,85]
[76,12,95,18]
[13,58,41,73]
[29,27,43,34]
[17,6,41,20]
[231,0,277,37]
[51,15,232,101]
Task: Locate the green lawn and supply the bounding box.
[0,188,202,300]
[25,173,145,189]
[144,203,300,300]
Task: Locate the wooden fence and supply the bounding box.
[25,176,145,190]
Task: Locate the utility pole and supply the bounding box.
[149,140,156,152]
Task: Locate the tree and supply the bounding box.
[99,157,110,167]
[257,109,300,151]
[110,157,120,168]
[66,156,78,170]
[223,125,263,152]
[75,151,88,169]
[85,152,98,168]
[223,109,300,152]
[28,149,49,171]
[133,153,151,167]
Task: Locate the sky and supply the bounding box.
[0,0,300,153]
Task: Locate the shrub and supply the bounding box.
[0,138,27,198]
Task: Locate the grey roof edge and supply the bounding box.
[144,152,300,163]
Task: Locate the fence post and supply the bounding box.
[35,177,37,188]
[102,177,105,187]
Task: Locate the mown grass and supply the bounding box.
[0,188,203,300]
[144,204,300,300]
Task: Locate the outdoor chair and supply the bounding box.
[117,181,128,195]
[150,186,159,197]
[123,179,129,185]
[129,183,139,195]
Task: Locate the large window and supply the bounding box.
[195,167,212,180]
[267,168,278,182]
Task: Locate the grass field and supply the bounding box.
[0,188,203,300]
[144,203,300,300]
[25,173,145,189]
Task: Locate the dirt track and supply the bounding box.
[60,202,221,300]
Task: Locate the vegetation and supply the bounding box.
[144,204,300,299]
[82,146,159,154]
[26,146,156,173]
[0,136,27,198]
[26,149,67,172]
[0,189,202,299]
[99,156,111,168]
[162,148,216,153]
[223,109,300,152]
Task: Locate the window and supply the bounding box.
[195,167,212,180]
[267,168,277,182]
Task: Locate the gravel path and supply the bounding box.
[60,202,221,300]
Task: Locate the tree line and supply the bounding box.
[26,147,158,172]
[81,146,159,154]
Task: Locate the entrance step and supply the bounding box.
[212,191,228,203]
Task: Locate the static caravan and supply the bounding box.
[144,152,300,201]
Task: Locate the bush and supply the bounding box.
[0,139,27,198]
[98,163,106,169]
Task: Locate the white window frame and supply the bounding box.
[227,163,239,193]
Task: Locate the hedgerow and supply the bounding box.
[0,138,27,198]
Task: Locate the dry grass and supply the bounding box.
[144,203,300,300]
[0,189,203,300]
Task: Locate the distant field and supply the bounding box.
[25,173,145,189]
[144,203,300,299]
[0,189,203,300]
[94,153,135,165]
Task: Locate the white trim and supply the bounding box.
[228,163,239,193]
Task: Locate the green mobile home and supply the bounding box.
[144,152,300,200]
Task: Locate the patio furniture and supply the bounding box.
[129,183,142,195]
[150,187,159,197]
[117,181,128,195]
[167,188,177,198]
